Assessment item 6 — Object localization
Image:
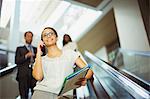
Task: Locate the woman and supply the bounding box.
[62,34,78,51]
[32,27,93,99]
[62,34,92,98]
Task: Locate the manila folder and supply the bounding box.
[58,67,89,96]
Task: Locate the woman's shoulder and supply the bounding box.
[62,42,78,51]
[62,49,73,53]
[68,42,77,48]
[62,49,78,57]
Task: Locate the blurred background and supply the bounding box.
[0,0,149,99]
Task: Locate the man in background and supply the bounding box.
[15,31,37,99]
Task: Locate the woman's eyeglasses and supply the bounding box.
[43,32,55,38]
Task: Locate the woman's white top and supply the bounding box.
[34,49,79,94]
[62,42,78,51]
[62,42,87,64]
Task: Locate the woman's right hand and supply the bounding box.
[37,40,45,56]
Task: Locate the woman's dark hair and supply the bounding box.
[63,34,72,46]
[24,31,33,37]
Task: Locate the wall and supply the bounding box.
[138,0,150,44]
[113,0,150,51]
[77,9,118,53]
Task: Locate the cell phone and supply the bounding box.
[40,44,45,53]
[41,38,46,56]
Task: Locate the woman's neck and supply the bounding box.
[47,45,62,58]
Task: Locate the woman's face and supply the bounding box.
[64,35,70,42]
[42,29,57,47]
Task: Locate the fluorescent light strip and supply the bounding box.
[43,1,71,27]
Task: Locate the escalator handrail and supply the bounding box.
[84,51,150,99]
[0,64,17,76]
[0,64,16,73]
[0,48,15,53]
[119,48,150,56]
[121,69,150,88]
[95,54,150,88]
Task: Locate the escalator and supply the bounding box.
[83,51,150,99]
[0,49,149,99]
[113,49,150,85]
[0,49,18,99]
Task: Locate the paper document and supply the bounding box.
[58,64,91,96]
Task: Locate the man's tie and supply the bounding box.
[28,45,34,65]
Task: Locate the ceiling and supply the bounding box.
[74,0,103,7]
[0,0,114,51]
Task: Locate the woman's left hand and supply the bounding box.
[75,78,87,86]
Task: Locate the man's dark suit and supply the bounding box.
[15,45,37,99]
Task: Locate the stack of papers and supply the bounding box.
[58,64,92,96]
